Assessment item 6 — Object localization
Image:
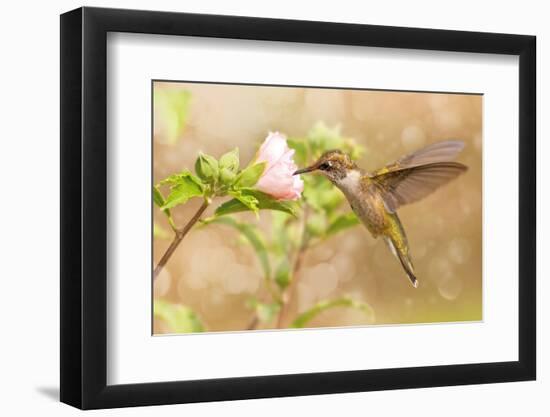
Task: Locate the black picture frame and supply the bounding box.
[60,6,536,410]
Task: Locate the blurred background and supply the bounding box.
[153,81,482,334]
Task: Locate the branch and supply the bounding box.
[246,316,259,330]
[276,207,310,328]
[153,199,209,280]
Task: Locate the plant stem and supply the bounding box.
[153,199,210,280]
[276,207,310,328]
[246,316,259,330]
[246,278,281,331]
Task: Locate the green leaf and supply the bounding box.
[306,212,327,237]
[153,185,175,227]
[203,216,271,279]
[219,148,240,173]
[214,190,297,217]
[246,298,281,324]
[318,187,345,213]
[270,211,294,255]
[305,122,365,161]
[274,259,291,289]
[302,175,327,211]
[303,175,343,213]
[236,162,266,187]
[153,186,165,207]
[287,138,308,166]
[159,170,203,188]
[160,172,204,210]
[256,302,281,324]
[213,198,251,217]
[345,139,366,161]
[229,190,260,213]
[154,89,192,145]
[290,297,374,328]
[271,210,292,230]
[153,223,171,239]
[195,152,219,183]
[154,299,204,333]
[326,212,361,237]
[307,122,343,156]
[157,169,204,188]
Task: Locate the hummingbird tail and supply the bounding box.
[397,250,418,288]
[384,236,418,288]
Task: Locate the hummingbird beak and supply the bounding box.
[293,165,317,175]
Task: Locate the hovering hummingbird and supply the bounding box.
[294,140,468,288]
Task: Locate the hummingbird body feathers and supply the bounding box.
[294,140,468,287]
[335,170,386,237]
[334,168,418,286]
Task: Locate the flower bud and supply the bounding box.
[194,152,219,184]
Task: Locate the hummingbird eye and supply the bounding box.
[319,161,332,171]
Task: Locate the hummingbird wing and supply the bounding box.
[373,140,465,175]
[370,140,467,213]
[370,162,468,212]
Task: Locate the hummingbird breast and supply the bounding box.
[334,170,387,237]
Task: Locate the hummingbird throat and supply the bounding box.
[334,169,362,194]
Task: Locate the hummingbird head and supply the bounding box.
[294,150,357,183]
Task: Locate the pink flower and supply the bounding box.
[255,132,304,200]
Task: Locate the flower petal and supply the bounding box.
[254,132,304,201]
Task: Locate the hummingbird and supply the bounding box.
[294,140,468,288]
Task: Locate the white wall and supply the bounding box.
[0,0,545,415]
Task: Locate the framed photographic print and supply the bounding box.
[60,6,536,409]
